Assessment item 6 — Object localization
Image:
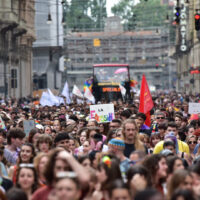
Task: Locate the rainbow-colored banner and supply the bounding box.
[83,79,93,92]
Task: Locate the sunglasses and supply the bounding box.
[156,117,165,119]
[188,141,197,144]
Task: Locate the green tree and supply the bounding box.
[62,0,107,32]
[90,0,107,31]
[111,0,169,30]
[64,0,94,31]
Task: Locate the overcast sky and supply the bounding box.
[106,0,121,17]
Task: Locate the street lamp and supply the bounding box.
[47,13,52,24]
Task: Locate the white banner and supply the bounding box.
[189,103,200,114]
[61,81,71,104]
[90,104,115,123]
[40,92,54,106]
[119,84,126,97]
[84,87,95,104]
[72,85,83,98]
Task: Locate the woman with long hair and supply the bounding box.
[16,164,38,200]
[167,156,184,175]
[75,128,89,154]
[167,170,193,200]
[9,143,36,184]
[34,153,48,187]
[93,154,122,200]
[142,154,168,195]
[32,148,90,200]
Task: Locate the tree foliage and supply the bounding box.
[111,0,169,30]
[63,0,107,31]
[90,0,107,30]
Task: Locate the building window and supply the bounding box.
[11,69,17,89]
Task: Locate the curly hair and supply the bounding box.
[142,154,166,184]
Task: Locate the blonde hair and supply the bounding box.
[186,135,197,143]
[122,119,145,151]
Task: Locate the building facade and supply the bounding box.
[0,0,35,98]
[64,17,176,91]
[176,0,200,93]
[33,0,64,92]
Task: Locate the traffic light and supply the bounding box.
[174,7,181,24]
[195,13,200,31]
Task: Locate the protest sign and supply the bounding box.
[189,103,200,114]
[23,120,35,136]
[90,104,115,123]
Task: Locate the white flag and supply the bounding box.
[40,92,54,106]
[47,88,59,105]
[55,96,65,105]
[72,85,83,98]
[61,81,71,104]
[119,84,126,97]
[84,87,95,104]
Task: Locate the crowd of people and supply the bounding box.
[0,91,199,200]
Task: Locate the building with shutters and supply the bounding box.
[0,0,35,98]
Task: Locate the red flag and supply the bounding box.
[139,74,154,126]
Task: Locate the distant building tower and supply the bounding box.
[104,16,123,32]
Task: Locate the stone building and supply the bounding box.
[0,0,35,98]
[64,17,176,91]
[175,0,200,93]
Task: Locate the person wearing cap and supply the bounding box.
[153,122,189,154]
[108,138,130,181]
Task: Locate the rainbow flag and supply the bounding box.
[83,79,93,92]
[130,80,138,87]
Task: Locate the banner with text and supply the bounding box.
[23,120,35,136]
[189,103,200,114]
[90,104,115,123]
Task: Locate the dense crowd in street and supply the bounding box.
[0,91,200,200]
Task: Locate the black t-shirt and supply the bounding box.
[2,177,13,191]
[124,143,148,158]
[124,143,135,158]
